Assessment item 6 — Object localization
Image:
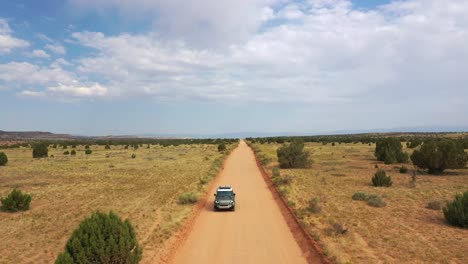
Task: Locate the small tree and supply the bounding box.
[372,169,393,187]
[85,145,90,149]
[85,149,92,155]
[32,143,48,158]
[0,152,8,166]
[105,144,111,150]
[1,189,32,212]
[375,138,408,164]
[56,211,142,263]
[411,139,468,174]
[443,191,468,228]
[217,143,226,152]
[277,141,311,168]
[70,150,76,156]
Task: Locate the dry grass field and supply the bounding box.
[252,142,468,264]
[0,143,234,263]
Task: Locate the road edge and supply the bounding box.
[247,144,332,264]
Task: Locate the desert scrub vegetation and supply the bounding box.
[85,149,92,155]
[0,151,7,166]
[399,166,408,173]
[56,211,142,263]
[372,169,393,187]
[277,141,312,168]
[411,139,468,174]
[1,188,32,212]
[374,138,408,164]
[443,191,468,228]
[351,192,386,207]
[351,192,367,201]
[32,143,48,158]
[249,140,468,263]
[178,192,198,204]
[217,143,226,152]
[0,142,234,263]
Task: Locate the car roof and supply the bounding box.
[217,186,233,191]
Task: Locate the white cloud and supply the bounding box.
[45,43,66,55]
[2,0,468,107]
[0,19,29,54]
[47,83,107,97]
[19,90,46,97]
[69,0,279,47]
[30,49,50,58]
[0,62,74,84]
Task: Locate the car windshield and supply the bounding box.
[216,191,233,198]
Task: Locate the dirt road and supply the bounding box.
[170,141,310,264]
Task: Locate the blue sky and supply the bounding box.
[1,0,467,136]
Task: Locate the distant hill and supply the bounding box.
[0,130,76,141]
[1,125,467,141]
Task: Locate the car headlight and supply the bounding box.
[215,201,219,204]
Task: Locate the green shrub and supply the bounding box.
[85,145,90,149]
[199,177,209,185]
[277,141,312,169]
[306,198,321,213]
[366,195,386,207]
[399,166,408,173]
[258,153,272,166]
[443,191,468,228]
[178,192,198,204]
[32,143,48,158]
[85,149,92,155]
[375,138,408,164]
[272,167,280,178]
[124,145,129,149]
[63,145,68,150]
[105,144,111,150]
[217,143,226,152]
[55,211,142,263]
[411,139,468,174]
[63,151,70,155]
[272,174,292,186]
[0,152,8,166]
[427,200,443,210]
[372,169,393,187]
[70,150,76,156]
[131,154,136,159]
[352,192,367,201]
[1,189,32,212]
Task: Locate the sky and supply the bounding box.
[0,0,467,136]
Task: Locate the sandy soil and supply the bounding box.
[170,141,311,264]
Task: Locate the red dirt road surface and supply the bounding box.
[170,141,320,264]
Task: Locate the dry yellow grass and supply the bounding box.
[253,142,468,264]
[0,144,231,263]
